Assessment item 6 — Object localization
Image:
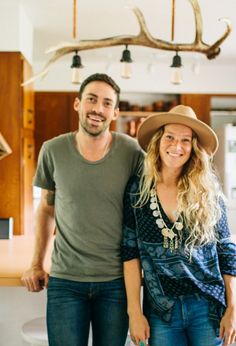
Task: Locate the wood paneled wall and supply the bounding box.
[180,94,211,124]
[0,52,35,235]
[35,92,78,158]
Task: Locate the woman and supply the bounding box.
[122,105,236,346]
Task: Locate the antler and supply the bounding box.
[22,0,232,86]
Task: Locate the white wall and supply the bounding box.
[33,59,236,93]
[0,1,19,51]
[0,0,33,64]
[19,4,34,64]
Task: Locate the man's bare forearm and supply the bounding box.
[31,190,55,269]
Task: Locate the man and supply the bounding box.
[22,73,144,346]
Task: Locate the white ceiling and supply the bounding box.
[19,0,236,66]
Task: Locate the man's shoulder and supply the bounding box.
[43,132,72,150]
[114,132,140,148]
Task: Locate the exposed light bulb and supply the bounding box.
[170,52,183,85]
[170,67,183,85]
[120,45,133,79]
[70,51,84,84]
[121,62,132,79]
[71,68,82,84]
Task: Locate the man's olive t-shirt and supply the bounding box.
[34,132,144,282]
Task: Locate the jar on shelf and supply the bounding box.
[119,101,130,111]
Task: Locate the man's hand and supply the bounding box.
[21,267,49,292]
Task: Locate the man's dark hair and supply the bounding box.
[78,73,120,108]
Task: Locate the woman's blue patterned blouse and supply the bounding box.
[121,176,236,323]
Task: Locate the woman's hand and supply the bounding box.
[129,312,150,345]
[219,306,236,345]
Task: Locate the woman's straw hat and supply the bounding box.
[137,105,218,155]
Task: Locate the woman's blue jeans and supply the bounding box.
[145,294,223,346]
[47,276,128,346]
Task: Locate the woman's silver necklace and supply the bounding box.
[150,189,183,251]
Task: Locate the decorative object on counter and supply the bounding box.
[128,120,137,137]
[0,218,13,239]
[126,118,146,138]
[130,104,141,112]
[119,98,179,114]
[142,105,154,112]
[164,99,178,111]
[153,100,165,112]
[0,133,12,161]
[22,0,232,86]
[119,101,131,111]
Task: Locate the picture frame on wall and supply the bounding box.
[0,132,12,160]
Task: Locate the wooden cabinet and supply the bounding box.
[35,92,78,158]
[0,52,35,235]
[180,94,211,124]
[23,58,35,130]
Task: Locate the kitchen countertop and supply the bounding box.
[0,234,235,287]
[0,235,54,286]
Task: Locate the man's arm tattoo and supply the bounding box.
[45,190,55,206]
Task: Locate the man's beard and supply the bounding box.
[80,117,109,137]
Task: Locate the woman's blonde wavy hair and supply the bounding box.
[137,126,224,255]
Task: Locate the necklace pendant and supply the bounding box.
[150,202,157,210]
[170,239,174,252]
[175,236,179,249]
[156,219,164,228]
[175,222,183,231]
[161,228,176,240]
[149,189,181,251]
[150,190,155,197]
[153,210,160,217]
[163,236,169,248]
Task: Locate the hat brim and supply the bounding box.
[137,112,219,155]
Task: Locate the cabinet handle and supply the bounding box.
[26,109,33,124]
[27,144,33,159]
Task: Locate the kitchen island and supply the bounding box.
[0,235,53,286]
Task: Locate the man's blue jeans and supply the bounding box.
[47,276,129,346]
[145,294,223,346]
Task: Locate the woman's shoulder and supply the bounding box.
[126,175,141,194]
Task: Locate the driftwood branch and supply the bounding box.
[22,0,232,86]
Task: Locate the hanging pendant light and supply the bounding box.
[120,45,133,79]
[22,1,232,87]
[70,1,84,84]
[169,1,183,85]
[71,51,84,84]
[170,52,183,85]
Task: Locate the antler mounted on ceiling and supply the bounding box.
[22,0,232,86]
